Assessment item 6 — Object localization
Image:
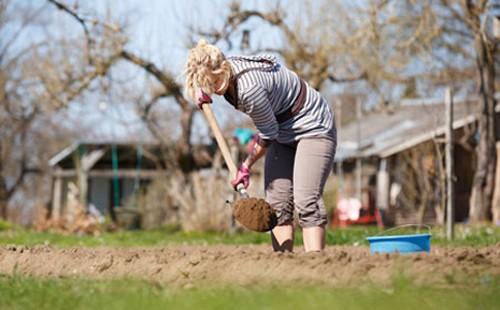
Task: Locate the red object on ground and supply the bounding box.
[331,208,384,228]
[331,194,384,229]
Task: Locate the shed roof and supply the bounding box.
[336,93,500,161]
[49,142,164,170]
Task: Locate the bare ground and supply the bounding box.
[0,244,498,288]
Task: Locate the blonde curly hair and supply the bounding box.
[184,39,232,101]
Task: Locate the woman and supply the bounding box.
[185,39,336,252]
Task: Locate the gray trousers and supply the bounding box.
[264,131,336,228]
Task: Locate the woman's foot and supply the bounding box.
[302,226,325,252]
[271,224,294,252]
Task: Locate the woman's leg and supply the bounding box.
[265,143,296,252]
[294,133,336,252]
[271,224,294,252]
[302,226,325,252]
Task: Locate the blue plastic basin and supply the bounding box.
[366,233,431,254]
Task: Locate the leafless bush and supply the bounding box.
[129,177,178,230]
[395,142,445,225]
[34,197,102,236]
[168,152,233,232]
[125,151,236,232]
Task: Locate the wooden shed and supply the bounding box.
[335,93,500,225]
[48,141,170,223]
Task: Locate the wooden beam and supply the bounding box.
[355,98,362,200]
[51,169,168,179]
[376,159,389,211]
[445,87,455,240]
[336,99,344,193]
[81,148,106,171]
[51,176,63,221]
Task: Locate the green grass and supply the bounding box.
[0,275,498,310]
[0,223,498,248]
[0,219,13,231]
[0,227,268,247]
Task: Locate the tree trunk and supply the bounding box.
[492,143,500,225]
[416,202,427,225]
[0,178,8,220]
[0,141,5,219]
[177,96,193,152]
[176,97,195,172]
[469,31,497,223]
[0,201,6,220]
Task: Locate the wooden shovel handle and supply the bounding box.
[201,104,248,196]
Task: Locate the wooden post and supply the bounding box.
[336,99,344,194]
[229,142,239,233]
[445,87,455,240]
[73,148,88,209]
[51,174,62,221]
[376,159,389,211]
[356,99,362,200]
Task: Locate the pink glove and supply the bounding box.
[196,88,212,109]
[231,163,250,190]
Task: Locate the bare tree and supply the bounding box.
[373,0,497,222]
[47,0,217,173]
[191,1,480,105]
[0,0,125,220]
[461,0,498,222]
[0,2,70,219]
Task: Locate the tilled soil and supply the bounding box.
[0,244,498,288]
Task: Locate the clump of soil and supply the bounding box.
[232,198,277,232]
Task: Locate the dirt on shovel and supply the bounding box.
[232,198,277,232]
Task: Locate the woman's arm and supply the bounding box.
[243,141,267,168]
[231,140,267,189]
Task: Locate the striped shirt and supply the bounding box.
[227,55,335,145]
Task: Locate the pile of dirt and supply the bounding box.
[232,198,277,232]
[0,245,498,288]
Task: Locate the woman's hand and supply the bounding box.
[196,88,212,109]
[231,137,268,190]
[231,163,251,189]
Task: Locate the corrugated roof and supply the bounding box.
[336,93,500,161]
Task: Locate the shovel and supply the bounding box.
[201,104,277,232]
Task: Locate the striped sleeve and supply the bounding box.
[240,84,278,144]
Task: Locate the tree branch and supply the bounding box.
[120,50,181,96]
[0,3,47,64]
[120,50,190,110]
[5,108,38,198]
[194,3,297,48]
[47,0,94,64]
[328,72,367,83]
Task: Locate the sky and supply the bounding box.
[10,0,412,145]
[8,0,482,144]
[11,0,288,143]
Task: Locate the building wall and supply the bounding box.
[453,144,474,222]
[89,177,110,213]
[333,140,475,226]
[120,179,137,206]
[88,177,141,212]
